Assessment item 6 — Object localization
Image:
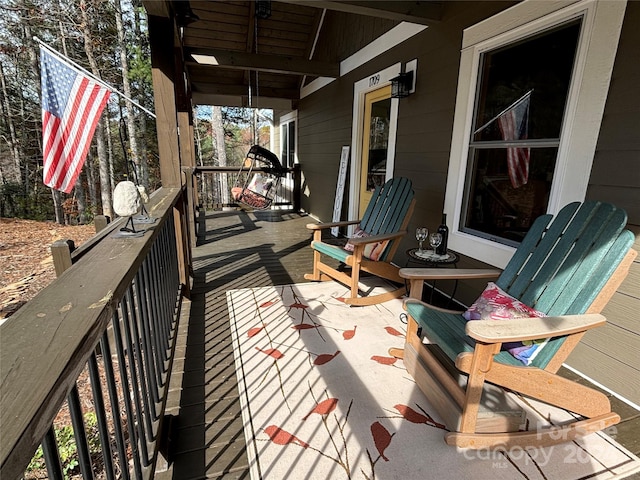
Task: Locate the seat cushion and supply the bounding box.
[464,282,549,365]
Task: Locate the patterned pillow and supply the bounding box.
[344,227,389,261]
[464,282,548,365]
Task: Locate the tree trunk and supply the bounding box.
[193,112,207,203]
[80,0,113,219]
[87,157,98,210]
[95,119,112,217]
[133,3,150,187]
[51,188,64,224]
[115,0,142,187]
[74,172,87,224]
[212,106,229,204]
[0,63,22,184]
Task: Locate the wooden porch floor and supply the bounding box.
[157,209,640,480]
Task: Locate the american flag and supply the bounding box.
[40,47,111,193]
[498,91,531,189]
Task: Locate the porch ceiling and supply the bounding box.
[142,1,443,109]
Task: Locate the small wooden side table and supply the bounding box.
[405,248,460,306]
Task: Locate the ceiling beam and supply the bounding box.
[192,82,300,100]
[192,92,294,110]
[277,0,442,25]
[187,48,339,78]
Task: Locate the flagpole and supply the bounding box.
[34,36,157,119]
[473,89,532,136]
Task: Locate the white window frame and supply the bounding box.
[279,110,298,168]
[348,63,401,226]
[443,0,627,268]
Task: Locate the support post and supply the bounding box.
[51,239,76,277]
[94,215,110,233]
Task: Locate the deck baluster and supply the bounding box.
[99,331,130,480]
[87,353,116,480]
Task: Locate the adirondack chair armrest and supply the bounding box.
[465,313,607,344]
[306,220,360,230]
[399,268,502,281]
[347,230,406,246]
[404,297,465,315]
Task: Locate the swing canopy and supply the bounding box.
[232,145,286,209]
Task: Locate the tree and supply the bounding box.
[0,0,156,223]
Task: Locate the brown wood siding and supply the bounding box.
[298,83,354,221]
[298,1,513,224]
[576,1,640,405]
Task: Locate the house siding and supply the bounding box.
[576,1,640,406]
[296,1,638,405]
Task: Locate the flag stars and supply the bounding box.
[41,51,77,117]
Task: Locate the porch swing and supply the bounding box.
[229,9,286,210]
[231,145,286,209]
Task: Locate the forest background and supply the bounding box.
[0,0,271,225]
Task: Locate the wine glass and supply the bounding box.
[415,227,428,253]
[429,232,442,255]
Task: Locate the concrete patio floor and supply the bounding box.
[157,209,640,480]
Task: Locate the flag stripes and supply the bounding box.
[497,90,531,189]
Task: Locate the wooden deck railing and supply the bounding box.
[0,186,189,480]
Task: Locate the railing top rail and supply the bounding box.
[0,187,183,476]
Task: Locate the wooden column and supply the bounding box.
[148,12,193,300]
[148,14,181,188]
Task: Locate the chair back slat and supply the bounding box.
[538,205,626,314]
[496,201,634,369]
[500,202,580,300]
[360,177,414,235]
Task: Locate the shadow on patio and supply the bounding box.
[159,209,320,479]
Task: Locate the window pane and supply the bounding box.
[280,124,288,166]
[288,121,296,167]
[462,19,581,245]
[473,20,581,142]
[462,147,558,244]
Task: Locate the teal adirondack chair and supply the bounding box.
[305,177,415,305]
[396,201,637,449]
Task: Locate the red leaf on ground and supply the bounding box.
[313,351,340,365]
[292,323,317,330]
[393,404,446,429]
[384,326,404,337]
[259,300,276,308]
[371,355,397,365]
[371,421,392,461]
[343,326,357,340]
[263,425,309,448]
[288,302,308,309]
[302,398,339,420]
[255,347,284,359]
[247,326,264,337]
[394,404,429,423]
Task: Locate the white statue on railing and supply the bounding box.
[113,180,151,236]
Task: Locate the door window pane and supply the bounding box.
[367,98,391,191]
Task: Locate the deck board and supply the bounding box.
[157,209,640,479]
